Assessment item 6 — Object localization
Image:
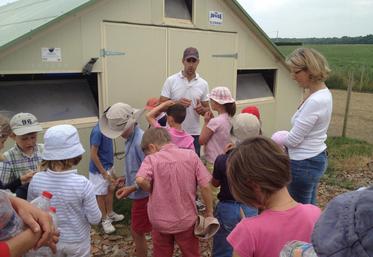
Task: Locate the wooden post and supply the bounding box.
[342,72,354,137]
[359,66,365,91]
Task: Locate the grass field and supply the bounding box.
[278,44,373,92]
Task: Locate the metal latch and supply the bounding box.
[211,53,238,59]
[100,49,126,57]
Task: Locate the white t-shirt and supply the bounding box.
[161,71,209,135]
[285,88,333,160]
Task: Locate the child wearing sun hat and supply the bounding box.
[28,124,101,257]
[199,86,236,205]
[199,87,236,164]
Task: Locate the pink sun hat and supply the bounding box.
[207,87,235,104]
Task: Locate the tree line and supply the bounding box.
[272,34,373,45]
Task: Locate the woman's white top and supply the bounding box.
[285,88,333,160]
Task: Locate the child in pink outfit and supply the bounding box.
[146,100,194,150]
[116,127,213,257]
[226,136,321,257]
[199,87,236,164]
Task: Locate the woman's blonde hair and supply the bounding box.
[286,48,331,82]
[40,156,82,171]
[227,136,291,208]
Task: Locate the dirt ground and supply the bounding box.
[328,89,373,144]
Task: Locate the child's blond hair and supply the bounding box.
[141,127,171,152]
[40,156,82,171]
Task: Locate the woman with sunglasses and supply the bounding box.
[278,48,332,205]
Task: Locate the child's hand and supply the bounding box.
[20,170,36,184]
[204,210,214,218]
[178,98,192,107]
[103,173,113,182]
[204,111,213,123]
[115,176,126,188]
[10,196,59,251]
[194,99,207,115]
[115,186,134,199]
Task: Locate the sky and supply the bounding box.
[0,0,372,38]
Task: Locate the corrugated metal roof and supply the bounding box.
[0,0,96,51]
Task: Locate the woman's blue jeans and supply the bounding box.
[288,150,328,205]
[212,201,258,257]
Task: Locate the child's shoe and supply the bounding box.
[102,218,115,234]
[108,211,125,222]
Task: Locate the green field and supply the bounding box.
[278,44,373,92]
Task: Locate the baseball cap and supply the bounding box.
[194,215,220,240]
[231,113,260,143]
[241,106,261,120]
[10,113,42,136]
[145,97,159,110]
[99,103,144,139]
[207,87,235,104]
[42,124,85,160]
[183,47,199,60]
[312,187,373,257]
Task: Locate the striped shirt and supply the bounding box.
[28,169,101,243]
[0,144,44,184]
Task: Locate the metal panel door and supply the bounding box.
[168,28,237,96]
[102,22,167,107]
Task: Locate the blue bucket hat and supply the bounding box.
[312,187,373,257]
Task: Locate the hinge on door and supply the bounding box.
[100,49,126,57]
[212,53,238,59]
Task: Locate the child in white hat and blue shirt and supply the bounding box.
[28,124,101,257]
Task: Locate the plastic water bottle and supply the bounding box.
[280,240,317,257]
[25,192,54,257]
[0,190,24,240]
[30,191,53,211]
[31,207,58,257]
[26,207,58,257]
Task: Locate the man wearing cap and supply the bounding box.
[0,113,43,199]
[160,47,210,156]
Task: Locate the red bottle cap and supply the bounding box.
[42,191,53,199]
[49,207,56,213]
